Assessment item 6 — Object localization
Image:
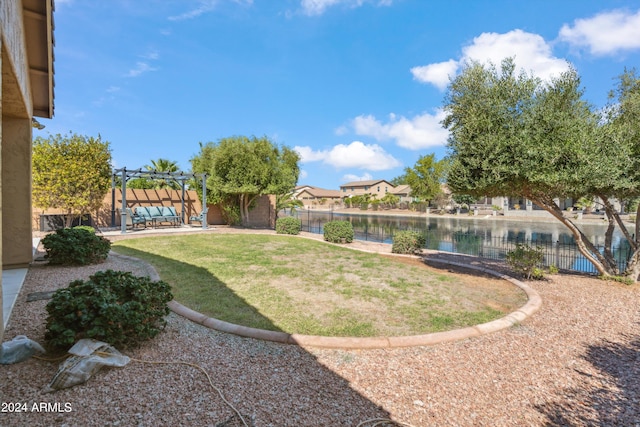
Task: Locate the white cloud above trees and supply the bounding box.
[294,141,401,170]
[411,29,569,90]
[411,9,640,91]
[410,60,458,90]
[349,110,449,150]
[559,9,640,55]
[341,172,373,182]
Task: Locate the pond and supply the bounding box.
[285,210,633,274]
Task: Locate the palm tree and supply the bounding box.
[144,158,180,189]
[275,192,303,220]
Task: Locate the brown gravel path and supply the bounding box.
[1,229,639,426]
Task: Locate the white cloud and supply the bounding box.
[410,59,458,90]
[169,1,217,21]
[412,29,569,90]
[294,141,401,170]
[142,51,160,60]
[342,172,373,183]
[295,145,327,162]
[350,110,449,150]
[299,170,308,180]
[300,0,392,16]
[127,61,157,77]
[169,0,253,21]
[559,9,640,55]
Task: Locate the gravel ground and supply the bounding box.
[1,229,640,426]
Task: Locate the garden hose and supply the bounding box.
[34,352,417,427]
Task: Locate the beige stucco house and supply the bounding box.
[295,186,342,208]
[390,184,414,203]
[339,179,394,199]
[1,0,55,341]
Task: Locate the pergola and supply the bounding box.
[111,168,208,234]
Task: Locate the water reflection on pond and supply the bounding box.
[287,210,632,274]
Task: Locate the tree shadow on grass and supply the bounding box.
[108,246,394,426]
[534,331,640,426]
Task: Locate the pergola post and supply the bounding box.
[120,168,127,234]
[111,167,209,232]
[201,173,208,229]
[181,177,186,225]
[110,173,116,227]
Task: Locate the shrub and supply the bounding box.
[323,220,354,243]
[45,270,173,350]
[392,231,426,254]
[41,227,111,265]
[276,217,301,235]
[506,244,544,279]
[73,225,96,234]
[599,275,634,285]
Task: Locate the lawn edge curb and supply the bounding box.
[111,238,542,349]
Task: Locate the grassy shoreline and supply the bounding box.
[112,233,526,337]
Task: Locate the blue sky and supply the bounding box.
[39,0,640,190]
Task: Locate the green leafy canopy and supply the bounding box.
[442,58,640,279]
[190,135,300,226]
[32,133,112,227]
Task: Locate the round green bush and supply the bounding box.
[41,227,111,265]
[392,231,426,254]
[276,217,302,235]
[506,243,544,280]
[323,220,354,243]
[72,225,96,234]
[45,270,174,350]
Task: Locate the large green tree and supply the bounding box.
[404,154,448,206]
[595,68,640,278]
[33,133,112,227]
[442,58,639,279]
[191,136,300,226]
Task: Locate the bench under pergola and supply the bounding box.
[111,167,208,234]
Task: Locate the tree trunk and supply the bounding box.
[602,206,619,275]
[527,192,616,277]
[239,193,259,227]
[239,194,249,226]
[599,195,637,252]
[64,210,75,228]
[624,248,640,281]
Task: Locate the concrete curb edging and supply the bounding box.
[111,246,543,350]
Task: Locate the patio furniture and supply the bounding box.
[135,206,181,228]
[189,211,205,226]
[125,208,148,229]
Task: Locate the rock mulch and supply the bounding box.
[1,230,639,426]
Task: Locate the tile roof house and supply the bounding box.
[339,180,395,199]
[295,187,342,208]
[391,184,414,203]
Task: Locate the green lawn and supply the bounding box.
[111,234,526,337]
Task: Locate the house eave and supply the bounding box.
[23,0,55,118]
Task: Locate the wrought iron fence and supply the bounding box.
[288,210,632,274]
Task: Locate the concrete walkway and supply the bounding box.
[2,238,40,328]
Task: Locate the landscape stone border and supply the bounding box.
[110,235,542,349]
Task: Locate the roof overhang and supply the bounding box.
[23,0,54,118]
